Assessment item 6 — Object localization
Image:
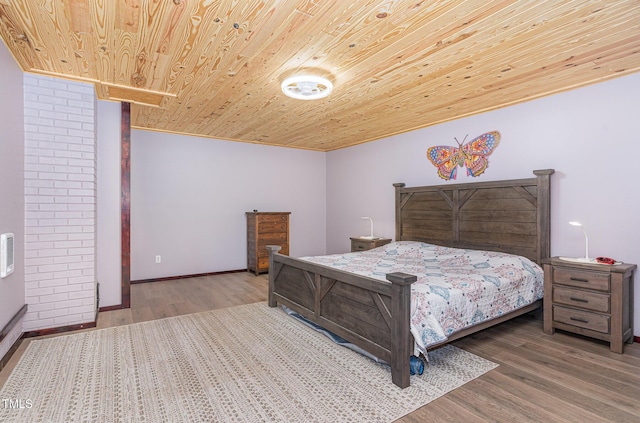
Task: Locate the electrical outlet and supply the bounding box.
[155,255,161,263]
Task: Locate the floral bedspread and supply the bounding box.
[300,241,544,354]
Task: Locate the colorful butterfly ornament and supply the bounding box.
[426,131,501,180]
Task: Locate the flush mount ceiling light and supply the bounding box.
[281,75,333,100]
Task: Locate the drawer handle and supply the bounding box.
[569,297,589,303]
[569,277,589,283]
[570,317,589,323]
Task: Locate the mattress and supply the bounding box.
[300,241,544,354]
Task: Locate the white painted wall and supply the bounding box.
[96,101,121,307]
[0,40,25,356]
[326,72,640,335]
[130,130,327,281]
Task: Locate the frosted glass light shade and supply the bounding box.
[281,75,333,100]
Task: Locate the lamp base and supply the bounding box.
[359,236,379,240]
[558,257,597,263]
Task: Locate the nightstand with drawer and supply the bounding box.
[542,257,636,353]
[350,237,392,252]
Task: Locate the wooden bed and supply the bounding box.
[267,169,554,388]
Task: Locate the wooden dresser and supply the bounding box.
[542,257,636,353]
[246,212,290,276]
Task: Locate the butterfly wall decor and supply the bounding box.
[426,131,501,180]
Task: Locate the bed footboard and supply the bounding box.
[267,245,416,388]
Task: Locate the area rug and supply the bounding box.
[0,302,497,422]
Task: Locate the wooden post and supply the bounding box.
[266,245,282,307]
[121,102,131,309]
[386,272,417,389]
[533,169,554,263]
[393,183,405,241]
[542,262,554,334]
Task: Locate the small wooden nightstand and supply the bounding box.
[542,257,636,353]
[350,237,392,252]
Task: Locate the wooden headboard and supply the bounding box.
[394,169,554,264]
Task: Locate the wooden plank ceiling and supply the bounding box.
[1,0,639,151]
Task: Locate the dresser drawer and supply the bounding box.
[351,239,371,251]
[552,287,610,313]
[257,221,288,233]
[553,305,609,334]
[258,214,288,223]
[257,244,288,258]
[258,232,288,244]
[258,257,269,270]
[553,268,610,291]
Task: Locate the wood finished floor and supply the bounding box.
[1,272,639,422]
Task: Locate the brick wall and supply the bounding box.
[23,74,97,331]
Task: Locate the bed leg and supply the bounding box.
[386,272,417,388]
[266,245,282,307]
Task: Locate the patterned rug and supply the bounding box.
[0,302,497,422]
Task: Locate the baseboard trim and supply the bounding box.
[0,304,28,371]
[0,304,27,344]
[0,335,23,372]
[130,269,247,284]
[22,321,96,339]
[99,304,129,312]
